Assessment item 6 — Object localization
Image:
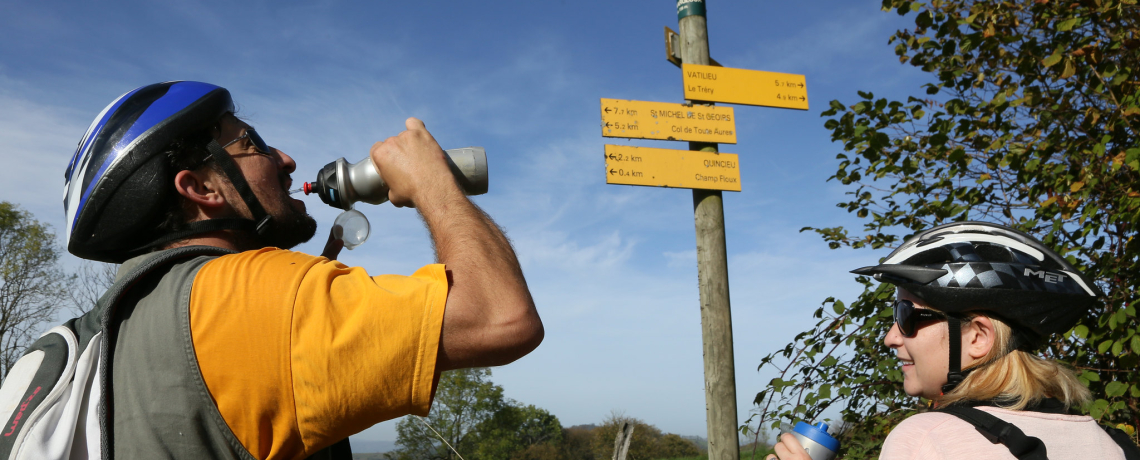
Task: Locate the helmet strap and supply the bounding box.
[205,139,273,234]
[943,316,970,394]
[139,218,259,251]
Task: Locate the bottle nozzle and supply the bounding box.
[289,183,314,196]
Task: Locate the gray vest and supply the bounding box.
[108,247,253,459]
[109,247,351,460]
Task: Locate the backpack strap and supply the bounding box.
[95,246,235,460]
[937,405,1049,460]
[1102,425,1140,460]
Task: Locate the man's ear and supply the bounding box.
[173,169,226,209]
[964,315,997,361]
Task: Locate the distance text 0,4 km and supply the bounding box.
[681,64,808,110]
[604,144,741,192]
[600,98,737,144]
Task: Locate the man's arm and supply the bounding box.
[369,118,542,370]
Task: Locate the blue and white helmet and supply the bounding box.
[852,221,1101,341]
[64,81,234,262]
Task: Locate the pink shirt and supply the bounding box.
[879,406,1125,460]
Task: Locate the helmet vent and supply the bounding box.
[975,243,1015,263]
[901,247,953,266]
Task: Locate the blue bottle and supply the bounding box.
[790,421,839,460]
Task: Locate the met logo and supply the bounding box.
[1024,268,1067,284]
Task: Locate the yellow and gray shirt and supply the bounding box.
[112,247,448,459]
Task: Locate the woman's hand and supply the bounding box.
[767,433,813,460]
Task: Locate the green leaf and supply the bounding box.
[1060,59,1076,79]
[1056,18,1080,31]
[1043,50,1063,67]
[1132,336,1140,355]
[1106,381,1127,397]
[1090,399,1109,419]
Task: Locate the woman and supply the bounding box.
[768,222,1132,460]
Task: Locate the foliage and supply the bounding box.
[0,202,70,377]
[750,0,1139,456]
[387,368,564,460]
[589,414,701,460]
[553,425,598,460]
[738,440,775,460]
[471,404,563,460]
[388,368,506,460]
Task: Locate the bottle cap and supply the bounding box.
[332,208,370,250]
[792,421,839,452]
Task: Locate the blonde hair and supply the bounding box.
[938,313,1091,410]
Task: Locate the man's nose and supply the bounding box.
[274,148,296,174]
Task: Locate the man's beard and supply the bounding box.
[256,171,318,250]
[260,206,317,250]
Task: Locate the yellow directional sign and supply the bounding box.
[681,63,808,110]
[601,99,737,144]
[604,145,741,192]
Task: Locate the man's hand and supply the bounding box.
[368,118,459,208]
[367,117,541,371]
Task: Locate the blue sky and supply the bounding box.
[0,0,931,445]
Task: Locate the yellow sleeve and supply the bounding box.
[189,248,448,460]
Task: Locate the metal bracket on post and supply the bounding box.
[665,26,721,68]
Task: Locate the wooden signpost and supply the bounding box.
[598,2,809,459]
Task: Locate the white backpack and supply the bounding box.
[0,247,222,460]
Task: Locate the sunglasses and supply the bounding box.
[892,299,947,337]
[222,128,272,156]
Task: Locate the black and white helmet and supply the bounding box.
[852,221,1101,341]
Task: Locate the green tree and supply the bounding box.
[0,202,70,377]
[556,426,597,460]
[388,368,566,460]
[388,368,506,460]
[654,434,703,459]
[751,0,1139,457]
[472,404,563,460]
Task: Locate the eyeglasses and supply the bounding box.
[222,128,272,156]
[892,299,947,337]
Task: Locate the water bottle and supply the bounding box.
[303,147,488,210]
[789,422,839,460]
